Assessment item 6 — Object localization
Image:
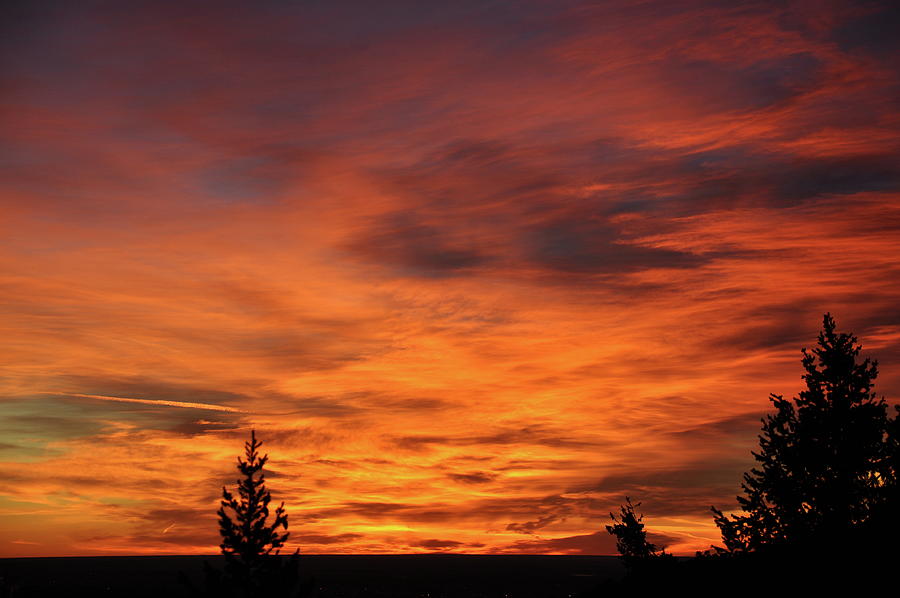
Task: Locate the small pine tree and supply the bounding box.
[216,430,301,597]
[606,497,669,570]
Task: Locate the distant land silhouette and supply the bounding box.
[0,555,624,598]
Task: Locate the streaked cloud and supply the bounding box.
[58,393,244,413]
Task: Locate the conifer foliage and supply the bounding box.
[218,430,289,562]
[606,497,670,570]
[214,429,303,597]
[712,313,896,553]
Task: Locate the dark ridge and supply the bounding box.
[0,554,624,598]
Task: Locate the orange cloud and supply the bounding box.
[2,0,899,557]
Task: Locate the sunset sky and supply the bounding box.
[2,0,900,557]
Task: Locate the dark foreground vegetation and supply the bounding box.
[600,314,900,594]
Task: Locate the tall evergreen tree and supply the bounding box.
[712,314,894,553]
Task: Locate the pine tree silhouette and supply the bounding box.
[606,498,658,565]
[712,314,896,554]
[218,430,289,563]
[214,430,303,597]
[606,497,672,575]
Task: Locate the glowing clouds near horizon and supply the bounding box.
[1,0,900,557]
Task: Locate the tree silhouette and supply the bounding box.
[712,313,896,554]
[214,429,303,597]
[606,497,670,571]
[219,430,289,562]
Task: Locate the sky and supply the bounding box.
[1,0,899,557]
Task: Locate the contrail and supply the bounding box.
[58,393,244,413]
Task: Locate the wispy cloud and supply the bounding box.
[57,394,245,413]
[1,0,898,557]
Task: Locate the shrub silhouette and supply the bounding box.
[712,313,899,556]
